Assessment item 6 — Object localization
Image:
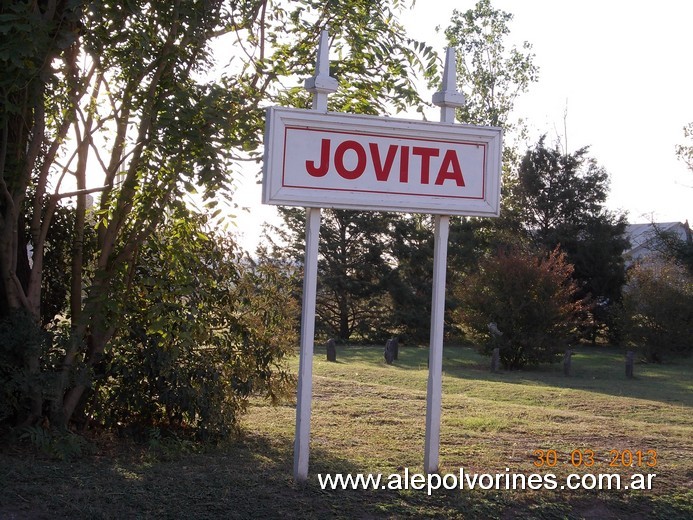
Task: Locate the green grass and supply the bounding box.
[1,344,691,519]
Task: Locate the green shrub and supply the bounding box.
[453,247,589,369]
[18,426,89,460]
[87,217,297,441]
[621,257,693,362]
[0,310,51,427]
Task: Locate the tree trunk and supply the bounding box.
[338,294,350,341]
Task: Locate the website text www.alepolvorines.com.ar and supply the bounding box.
[317,468,657,496]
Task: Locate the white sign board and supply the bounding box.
[262,107,502,216]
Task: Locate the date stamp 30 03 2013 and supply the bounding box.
[532,448,657,469]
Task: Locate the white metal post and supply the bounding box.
[424,47,466,474]
[294,206,321,481]
[293,30,338,482]
[424,214,450,473]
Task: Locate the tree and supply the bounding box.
[388,215,492,342]
[620,257,693,362]
[19,190,98,328]
[267,2,438,342]
[443,0,538,129]
[650,221,693,275]
[385,0,539,343]
[0,0,436,430]
[2,0,91,426]
[653,125,693,273]
[441,0,539,243]
[273,207,394,342]
[513,137,629,339]
[269,0,437,115]
[386,214,434,341]
[516,137,610,239]
[557,215,629,342]
[442,0,539,239]
[454,247,588,369]
[3,0,266,428]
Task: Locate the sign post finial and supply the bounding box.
[304,30,338,111]
[432,47,466,124]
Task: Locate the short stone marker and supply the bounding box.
[491,347,500,373]
[390,337,399,360]
[488,322,503,373]
[384,339,396,365]
[625,351,635,378]
[563,349,573,376]
[326,338,337,362]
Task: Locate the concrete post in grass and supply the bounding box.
[491,348,500,373]
[563,349,573,376]
[326,338,337,362]
[488,322,503,373]
[626,351,635,378]
[384,339,395,365]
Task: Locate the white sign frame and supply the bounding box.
[263,107,502,216]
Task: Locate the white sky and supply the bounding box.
[401,0,692,221]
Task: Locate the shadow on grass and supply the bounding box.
[1,429,691,520]
[324,344,693,407]
[444,346,692,407]
[0,432,506,520]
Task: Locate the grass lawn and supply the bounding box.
[1,344,691,519]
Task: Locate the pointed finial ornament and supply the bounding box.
[432,47,465,123]
[305,30,338,111]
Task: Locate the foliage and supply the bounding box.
[443,0,539,129]
[381,0,540,343]
[20,191,98,327]
[649,221,693,275]
[453,247,589,369]
[17,426,90,460]
[387,215,490,342]
[269,0,437,115]
[620,257,693,362]
[0,310,51,426]
[1,0,434,430]
[145,427,203,460]
[675,122,693,173]
[512,137,629,340]
[2,0,258,428]
[273,208,393,342]
[386,214,434,341]
[89,213,298,440]
[515,136,610,237]
[552,214,629,342]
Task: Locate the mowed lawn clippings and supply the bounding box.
[1,345,691,519]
